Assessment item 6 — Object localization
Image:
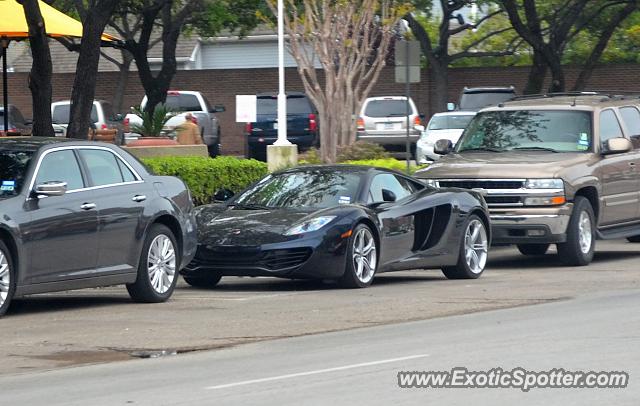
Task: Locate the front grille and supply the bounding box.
[438,180,524,189]
[485,196,522,205]
[192,247,312,271]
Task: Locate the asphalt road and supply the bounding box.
[1,289,638,405]
[1,240,639,382]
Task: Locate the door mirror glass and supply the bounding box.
[34,181,67,197]
[381,188,397,202]
[602,137,632,155]
[434,139,454,155]
[214,188,234,201]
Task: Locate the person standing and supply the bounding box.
[177,113,203,145]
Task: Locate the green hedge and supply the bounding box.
[142,156,426,206]
[142,156,268,205]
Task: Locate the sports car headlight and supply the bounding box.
[524,178,564,189]
[284,216,336,236]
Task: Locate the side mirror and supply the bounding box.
[602,137,632,155]
[447,102,456,111]
[34,181,67,197]
[211,105,226,113]
[214,188,234,201]
[434,139,453,155]
[381,188,397,202]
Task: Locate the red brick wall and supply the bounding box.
[3,64,640,155]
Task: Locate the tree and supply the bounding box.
[66,0,120,139]
[500,0,638,94]
[19,0,55,137]
[271,0,410,163]
[115,0,260,115]
[406,1,522,111]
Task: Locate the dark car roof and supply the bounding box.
[462,86,516,94]
[0,137,74,151]
[279,164,411,178]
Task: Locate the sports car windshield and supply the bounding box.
[233,171,361,209]
[457,110,593,153]
[0,149,35,198]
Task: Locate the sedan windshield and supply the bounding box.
[0,149,35,198]
[233,171,362,209]
[457,110,593,153]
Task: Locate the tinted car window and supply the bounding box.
[257,96,313,115]
[428,115,474,130]
[457,110,593,153]
[79,149,124,186]
[368,173,413,203]
[459,91,514,111]
[619,107,640,149]
[234,171,361,209]
[52,104,99,124]
[599,109,624,144]
[35,150,84,190]
[161,94,202,112]
[364,100,412,118]
[0,149,34,197]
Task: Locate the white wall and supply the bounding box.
[199,40,320,69]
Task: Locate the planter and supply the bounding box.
[127,136,178,147]
[89,129,118,143]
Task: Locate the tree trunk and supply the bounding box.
[547,54,565,93]
[20,0,54,137]
[112,50,133,113]
[67,0,119,139]
[429,59,449,114]
[523,51,547,94]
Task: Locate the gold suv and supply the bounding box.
[416,92,640,266]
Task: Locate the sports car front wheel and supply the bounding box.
[442,214,488,279]
[339,223,378,288]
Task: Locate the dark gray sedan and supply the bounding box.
[0,137,197,316]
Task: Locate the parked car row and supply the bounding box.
[0,136,490,317]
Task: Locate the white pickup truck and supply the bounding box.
[124,90,225,156]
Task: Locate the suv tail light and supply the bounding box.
[413,116,422,126]
[245,122,253,133]
[309,113,317,132]
[356,117,365,131]
[101,123,108,130]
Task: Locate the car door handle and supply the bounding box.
[132,195,147,202]
[80,203,97,210]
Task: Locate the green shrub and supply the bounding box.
[341,158,426,174]
[336,141,390,162]
[299,147,322,164]
[142,156,268,205]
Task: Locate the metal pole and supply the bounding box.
[405,41,410,175]
[274,0,291,146]
[2,39,8,135]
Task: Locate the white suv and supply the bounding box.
[356,96,422,157]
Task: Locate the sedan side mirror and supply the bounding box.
[602,137,632,155]
[381,188,397,202]
[214,188,234,201]
[34,181,67,197]
[434,139,454,155]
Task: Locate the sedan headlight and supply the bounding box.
[524,178,564,189]
[284,216,336,236]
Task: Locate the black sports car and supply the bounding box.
[183,165,490,288]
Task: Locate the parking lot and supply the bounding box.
[2,240,639,376]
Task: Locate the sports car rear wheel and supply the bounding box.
[339,224,378,288]
[442,215,488,279]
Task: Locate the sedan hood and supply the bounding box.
[196,205,318,246]
[416,151,596,179]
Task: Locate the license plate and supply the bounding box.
[377,122,400,131]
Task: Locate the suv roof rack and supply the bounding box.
[510,91,640,102]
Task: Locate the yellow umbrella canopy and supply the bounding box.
[0,0,117,40]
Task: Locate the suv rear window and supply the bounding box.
[364,100,413,118]
[52,104,98,124]
[161,94,202,112]
[257,96,313,115]
[459,91,514,111]
[457,110,593,153]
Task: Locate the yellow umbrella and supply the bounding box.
[0,0,119,131]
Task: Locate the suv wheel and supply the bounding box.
[557,196,595,266]
[517,244,549,256]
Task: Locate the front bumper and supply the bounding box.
[489,204,574,244]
